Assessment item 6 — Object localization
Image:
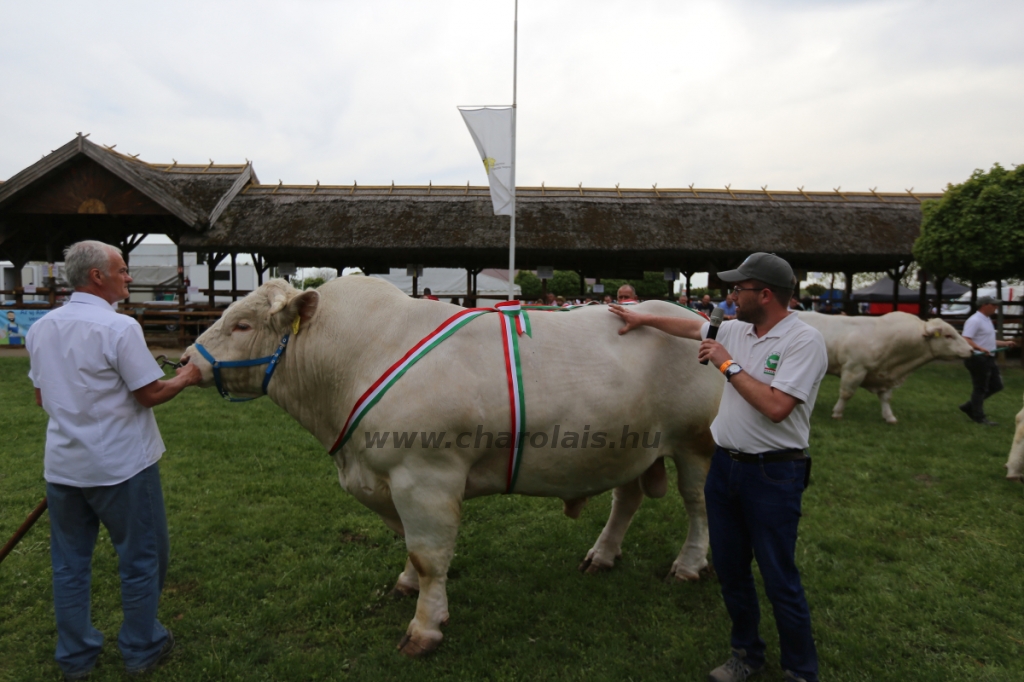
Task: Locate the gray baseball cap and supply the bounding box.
[716,252,796,289]
[977,295,1000,306]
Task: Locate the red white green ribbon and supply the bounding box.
[329,302,531,493]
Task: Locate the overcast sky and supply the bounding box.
[2,0,1022,194]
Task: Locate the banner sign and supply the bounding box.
[2,309,48,346]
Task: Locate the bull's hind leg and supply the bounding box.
[388,466,464,657]
[877,387,898,424]
[832,368,867,420]
[579,477,643,574]
[667,435,714,581]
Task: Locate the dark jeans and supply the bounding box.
[963,354,1003,420]
[705,447,818,681]
[46,463,170,676]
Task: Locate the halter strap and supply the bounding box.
[194,332,291,402]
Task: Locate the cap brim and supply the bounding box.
[716,268,746,283]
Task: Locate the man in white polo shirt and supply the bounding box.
[26,240,201,680]
[610,252,826,682]
[959,295,1016,425]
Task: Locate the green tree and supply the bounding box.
[914,163,1024,281]
[515,271,542,299]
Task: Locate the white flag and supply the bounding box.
[459,106,514,216]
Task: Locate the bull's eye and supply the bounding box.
[233,322,252,332]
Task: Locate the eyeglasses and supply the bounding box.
[731,286,765,294]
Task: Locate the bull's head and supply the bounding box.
[923,319,972,359]
[182,279,319,399]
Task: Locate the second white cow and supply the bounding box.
[797,311,972,423]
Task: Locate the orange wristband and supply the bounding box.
[719,360,733,374]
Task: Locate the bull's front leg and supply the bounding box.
[388,465,464,657]
[833,367,867,419]
[579,478,643,574]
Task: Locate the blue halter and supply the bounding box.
[193,332,291,402]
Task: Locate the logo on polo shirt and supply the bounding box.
[764,352,781,376]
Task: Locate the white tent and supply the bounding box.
[370,268,519,298]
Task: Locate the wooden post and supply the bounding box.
[230,253,238,302]
[208,255,216,308]
[970,280,978,314]
[412,274,418,298]
[934,276,945,319]
[466,268,472,305]
[577,270,585,299]
[843,271,855,315]
[12,260,24,307]
[176,244,186,347]
[684,271,692,304]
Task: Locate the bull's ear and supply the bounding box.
[922,321,942,338]
[284,290,319,332]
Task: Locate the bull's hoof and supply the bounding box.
[831,414,843,420]
[578,551,617,574]
[666,561,710,583]
[390,583,419,599]
[885,418,898,424]
[397,630,443,657]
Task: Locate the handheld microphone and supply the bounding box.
[700,306,725,365]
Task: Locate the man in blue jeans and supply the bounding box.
[611,252,827,682]
[27,240,201,680]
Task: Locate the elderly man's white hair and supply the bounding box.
[64,240,121,289]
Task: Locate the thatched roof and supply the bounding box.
[180,183,937,275]
[2,136,940,276]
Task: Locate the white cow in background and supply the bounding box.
[1004,395,1024,482]
[182,278,724,656]
[797,311,972,423]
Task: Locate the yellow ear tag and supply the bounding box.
[933,330,941,338]
[291,317,301,336]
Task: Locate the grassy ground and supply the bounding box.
[2,358,1024,681]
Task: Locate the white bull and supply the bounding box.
[1005,394,1024,481]
[182,278,723,656]
[797,311,972,423]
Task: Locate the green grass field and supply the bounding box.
[3,357,1024,681]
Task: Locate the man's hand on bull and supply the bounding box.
[175,362,203,386]
[698,339,732,368]
[608,304,648,335]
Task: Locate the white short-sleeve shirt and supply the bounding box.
[27,292,166,487]
[702,313,828,453]
[962,311,996,352]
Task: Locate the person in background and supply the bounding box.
[960,295,1017,425]
[717,291,739,320]
[617,284,639,303]
[602,295,613,304]
[696,294,716,317]
[555,295,566,307]
[422,288,440,301]
[449,297,461,306]
[26,240,202,680]
[789,296,806,311]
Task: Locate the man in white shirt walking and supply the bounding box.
[610,252,826,682]
[26,240,201,680]
[959,296,1016,425]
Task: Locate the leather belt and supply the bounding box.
[722,447,808,463]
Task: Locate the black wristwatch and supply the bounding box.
[724,363,743,382]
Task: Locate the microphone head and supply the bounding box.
[710,306,725,326]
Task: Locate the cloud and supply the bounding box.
[1,0,1021,192]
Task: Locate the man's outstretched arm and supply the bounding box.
[133,363,202,409]
[608,304,705,340]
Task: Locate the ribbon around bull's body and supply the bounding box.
[330,300,530,493]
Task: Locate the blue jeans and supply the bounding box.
[705,447,818,681]
[46,462,170,676]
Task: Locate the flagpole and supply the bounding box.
[508,0,518,301]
